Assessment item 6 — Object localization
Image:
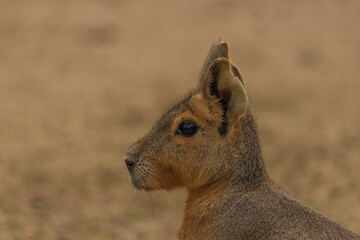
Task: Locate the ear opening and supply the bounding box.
[200,58,248,131]
[205,58,231,99]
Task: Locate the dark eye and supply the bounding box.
[176,120,199,137]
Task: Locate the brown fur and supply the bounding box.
[125,41,360,240]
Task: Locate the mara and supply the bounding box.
[125,41,360,240]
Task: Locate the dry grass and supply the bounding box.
[0,1,359,239]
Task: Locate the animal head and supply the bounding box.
[125,41,262,191]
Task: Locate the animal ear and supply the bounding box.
[201,41,229,77]
[200,58,248,123]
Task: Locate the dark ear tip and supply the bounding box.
[218,41,228,48]
[215,40,228,45]
[212,41,229,54]
[216,37,227,46]
[201,41,230,81]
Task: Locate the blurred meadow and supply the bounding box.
[0,0,359,239]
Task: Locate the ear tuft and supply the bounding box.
[209,41,229,60]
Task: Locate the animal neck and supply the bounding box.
[185,109,268,192]
[229,109,269,189]
[179,182,231,239]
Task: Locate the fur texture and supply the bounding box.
[125,41,360,240]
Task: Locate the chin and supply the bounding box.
[130,177,153,191]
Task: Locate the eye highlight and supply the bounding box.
[176,120,199,137]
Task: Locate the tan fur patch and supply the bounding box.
[189,94,223,123]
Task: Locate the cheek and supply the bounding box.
[165,144,208,173]
[170,131,219,162]
[154,131,219,165]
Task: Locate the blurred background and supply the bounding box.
[0,0,359,239]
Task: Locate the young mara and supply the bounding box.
[125,41,360,240]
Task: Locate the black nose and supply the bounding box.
[125,158,135,171]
